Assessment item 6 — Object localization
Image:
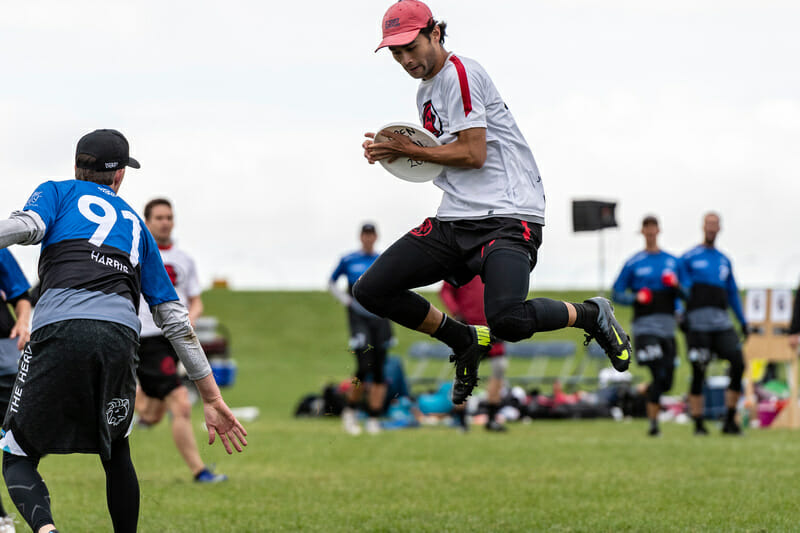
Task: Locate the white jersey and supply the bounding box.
[417,53,545,223]
[138,244,201,338]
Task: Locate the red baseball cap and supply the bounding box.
[375,0,433,52]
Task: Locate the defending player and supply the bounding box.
[357,0,631,405]
[134,198,227,482]
[611,216,680,437]
[440,277,508,432]
[329,223,393,435]
[0,129,246,533]
[0,249,32,533]
[678,212,748,436]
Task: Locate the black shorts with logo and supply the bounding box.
[403,216,542,286]
[136,335,183,400]
[3,319,138,461]
[686,328,741,367]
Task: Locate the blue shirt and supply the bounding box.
[330,250,380,292]
[678,244,746,331]
[0,249,31,302]
[612,250,680,337]
[0,250,31,375]
[22,179,178,334]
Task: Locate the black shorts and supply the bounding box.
[686,328,741,366]
[634,334,676,367]
[404,217,542,285]
[348,308,393,352]
[136,335,183,400]
[3,320,139,461]
[348,308,392,383]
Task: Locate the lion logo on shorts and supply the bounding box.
[410,218,433,237]
[106,398,130,426]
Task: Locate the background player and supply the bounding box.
[134,198,227,482]
[678,212,748,436]
[356,0,632,406]
[0,249,32,533]
[440,277,508,432]
[611,215,680,437]
[329,223,393,435]
[0,129,246,533]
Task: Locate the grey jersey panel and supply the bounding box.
[0,339,21,376]
[632,314,676,338]
[687,307,733,332]
[32,287,139,334]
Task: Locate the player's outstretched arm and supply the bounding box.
[195,374,248,454]
[152,300,248,453]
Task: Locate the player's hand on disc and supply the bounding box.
[362,132,378,164]
[203,396,248,454]
[365,129,417,163]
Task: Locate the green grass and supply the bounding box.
[15,290,800,532]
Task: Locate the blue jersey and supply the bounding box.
[0,250,30,375]
[22,179,178,334]
[612,250,679,337]
[678,244,745,331]
[331,251,379,292]
[0,249,31,302]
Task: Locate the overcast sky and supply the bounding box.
[2,1,798,291]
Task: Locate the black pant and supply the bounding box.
[354,224,567,342]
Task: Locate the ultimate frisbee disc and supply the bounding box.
[373,122,443,182]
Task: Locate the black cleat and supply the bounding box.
[648,426,661,437]
[722,420,743,436]
[449,325,493,405]
[583,297,632,372]
[694,425,709,436]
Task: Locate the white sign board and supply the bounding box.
[745,289,767,323]
[771,289,793,323]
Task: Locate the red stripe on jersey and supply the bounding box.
[521,221,531,242]
[449,55,472,117]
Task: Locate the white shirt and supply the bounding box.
[416,53,545,223]
[138,243,201,338]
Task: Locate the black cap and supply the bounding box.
[642,215,659,227]
[75,129,140,171]
[361,222,377,233]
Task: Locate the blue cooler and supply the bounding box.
[210,358,237,387]
[703,376,729,420]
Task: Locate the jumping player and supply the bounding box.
[678,212,748,436]
[611,216,680,437]
[134,198,227,482]
[329,223,393,435]
[0,249,32,533]
[0,129,246,533]
[357,0,631,404]
[440,277,508,432]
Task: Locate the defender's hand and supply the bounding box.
[203,396,248,454]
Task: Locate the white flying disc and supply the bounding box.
[373,122,443,182]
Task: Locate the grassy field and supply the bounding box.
[18,290,800,532]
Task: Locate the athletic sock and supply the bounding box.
[452,409,467,428]
[432,314,473,352]
[725,407,737,426]
[649,418,659,432]
[487,403,500,425]
[693,415,705,431]
[570,302,599,330]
